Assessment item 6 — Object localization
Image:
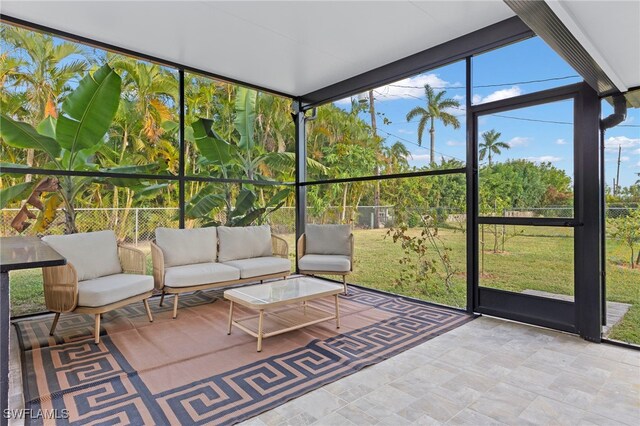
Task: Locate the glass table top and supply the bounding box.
[224,277,343,306]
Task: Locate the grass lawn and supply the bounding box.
[8,227,639,344]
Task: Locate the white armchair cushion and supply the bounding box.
[155,227,217,267]
[42,230,122,281]
[222,257,290,279]
[164,262,240,288]
[217,225,272,262]
[305,224,351,256]
[78,274,153,307]
[299,254,351,272]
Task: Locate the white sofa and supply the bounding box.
[151,225,290,318]
[297,224,354,294]
[41,230,154,344]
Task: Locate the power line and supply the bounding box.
[388,75,581,90]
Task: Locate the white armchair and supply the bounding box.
[41,230,154,344]
[297,224,354,294]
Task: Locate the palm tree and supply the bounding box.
[405,84,460,165]
[479,129,510,166]
[1,26,90,174]
[383,141,410,173]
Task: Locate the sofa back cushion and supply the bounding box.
[217,225,272,262]
[155,227,217,267]
[42,230,122,281]
[305,224,351,256]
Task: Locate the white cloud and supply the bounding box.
[605,136,640,151]
[507,136,531,147]
[556,138,568,145]
[373,73,461,102]
[398,129,414,135]
[621,156,630,162]
[473,86,522,104]
[408,153,431,162]
[527,156,562,163]
[446,140,464,146]
[633,148,640,155]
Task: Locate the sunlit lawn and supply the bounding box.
[9,227,639,343]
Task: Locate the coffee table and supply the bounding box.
[224,277,344,352]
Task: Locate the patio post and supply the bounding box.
[293,100,307,273]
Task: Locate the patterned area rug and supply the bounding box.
[14,284,473,425]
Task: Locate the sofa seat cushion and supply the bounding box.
[299,254,351,273]
[164,262,240,288]
[78,274,153,308]
[305,224,352,256]
[223,257,290,279]
[155,227,217,267]
[42,230,122,281]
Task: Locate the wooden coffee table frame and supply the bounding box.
[225,282,342,352]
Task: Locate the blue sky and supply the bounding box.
[335,36,640,188]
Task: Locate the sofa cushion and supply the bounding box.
[42,230,122,281]
[77,274,153,307]
[155,227,217,267]
[164,262,240,288]
[222,257,290,279]
[305,224,351,256]
[217,225,272,262]
[298,254,351,272]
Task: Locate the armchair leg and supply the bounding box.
[173,294,179,319]
[94,314,101,344]
[49,313,60,336]
[143,299,153,322]
[159,291,165,307]
[343,276,348,295]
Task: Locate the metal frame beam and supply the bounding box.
[300,16,533,108]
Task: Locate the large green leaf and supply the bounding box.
[231,188,256,218]
[259,152,328,175]
[0,182,34,209]
[192,118,233,165]
[0,114,60,158]
[185,193,225,219]
[265,188,291,208]
[231,207,265,227]
[234,87,257,150]
[56,64,122,152]
[37,116,57,139]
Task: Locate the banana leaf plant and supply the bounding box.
[185,87,326,226]
[0,64,167,234]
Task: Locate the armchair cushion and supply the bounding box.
[305,224,351,256]
[164,262,240,288]
[42,230,122,281]
[78,274,153,307]
[217,225,272,262]
[222,256,290,279]
[155,227,217,267]
[298,254,351,272]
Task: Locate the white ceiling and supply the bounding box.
[2,1,637,97]
[545,0,640,93]
[0,1,515,96]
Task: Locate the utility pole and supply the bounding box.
[369,90,381,229]
[614,144,622,195]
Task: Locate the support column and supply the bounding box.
[178,69,186,229]
[0,271,8,426]
[574,83,602,342]
[293,100,307,272]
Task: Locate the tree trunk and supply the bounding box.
[341,183,349,223]
[61,177,78,234]
[429,118,435,166]
[369,90,381,229]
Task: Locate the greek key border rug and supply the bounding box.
[14,285,473,425]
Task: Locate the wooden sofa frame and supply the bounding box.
[296,233,354,294]
[42,245,154,344]
[150,234,290,319]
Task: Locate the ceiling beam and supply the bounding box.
[300,16,534,108]
[504,0,619,95]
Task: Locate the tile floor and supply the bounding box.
[241,317,640,426]
[9,316,639,425]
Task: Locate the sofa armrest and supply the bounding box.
[271,234,289,259]
[118,244,146,275]
[349,233,354,271]
[296,234,305,261]
[150,241,165,290]
[42,263,78,313]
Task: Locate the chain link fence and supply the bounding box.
[2,204,636,243]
